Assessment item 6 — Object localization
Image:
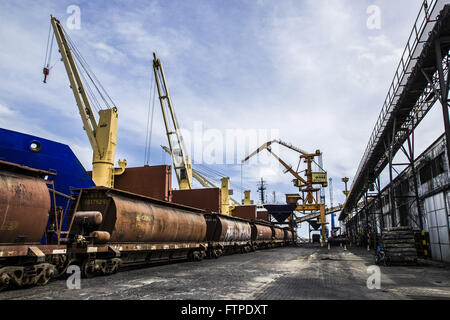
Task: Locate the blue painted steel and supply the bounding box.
[0,128,95,243]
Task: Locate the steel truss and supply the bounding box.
[341,2,450,226]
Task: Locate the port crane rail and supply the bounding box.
[48,15,126,188]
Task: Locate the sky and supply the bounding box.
[0,0,446,238]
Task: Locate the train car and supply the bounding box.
[0,159,299,289]
[204,213,252,257]
[283,228,293,245]
[67,187,209,277]
[283,227,298,246]
[0,161,68,290]
[272,225,286,247]
[250,220,274,249]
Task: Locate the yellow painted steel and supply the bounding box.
[91,108,125,188]
[50,15,125,188]
[152,53,192,190]
[243,190,252,205]
[312,172,328,184]
[221,178,231,216]
[242,141,329,243]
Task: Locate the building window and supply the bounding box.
[432,153,445,177]
[420,162,432,185]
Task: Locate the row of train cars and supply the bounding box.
[0,160,297,291]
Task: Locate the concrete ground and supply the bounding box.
[1,244,449,300]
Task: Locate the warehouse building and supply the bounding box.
[345,134,450,262]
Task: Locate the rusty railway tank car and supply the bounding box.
[204,213,252,257]
[0,161,300,289]
[283,228,295,246]
[272,226,286,247]
[0,161,67,290]
[68,187,208,277]
[250,221,273,249]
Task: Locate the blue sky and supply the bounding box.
[0,0,446,237]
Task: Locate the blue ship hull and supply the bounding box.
[0,128,95,243]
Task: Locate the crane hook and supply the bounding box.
[43,67,50,83]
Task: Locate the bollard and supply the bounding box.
[344,244,347,251]
[328,243,331,251]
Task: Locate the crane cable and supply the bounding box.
[43,20,118,113]
[43,22,55,83]
[65,32,111,111]
[63,24,117,111]
[145,71,157,165]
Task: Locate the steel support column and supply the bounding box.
[386,117,398,227]
[406,123,424,231]
[376,176,384,231]
[435,40,450,168]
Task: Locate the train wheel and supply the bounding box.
[36,266,54,286]
[109,259,120,274]
[0,273,10,291]
[81,260,97,278]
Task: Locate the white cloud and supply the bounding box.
[91,42,127,64]
[0,103,13,115]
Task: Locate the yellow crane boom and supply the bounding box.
[49,15,125,187]
[152,53,192,190]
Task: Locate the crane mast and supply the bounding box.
[152,53,192,190]
[242,140,329,244]
[49,15,125,188]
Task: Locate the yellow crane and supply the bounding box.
[153,53,248,215]
[48,15,126,188]
[242,140,329,243]
[152,53,192,190]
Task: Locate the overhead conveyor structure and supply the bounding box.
[341,1,450,227]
